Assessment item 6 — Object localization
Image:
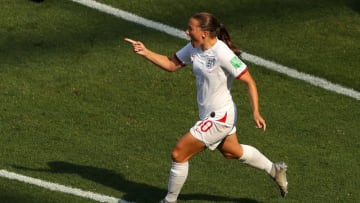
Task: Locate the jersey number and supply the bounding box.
[199,120,213,132]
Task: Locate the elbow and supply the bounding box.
[165,65,179,72]
[166,68,177,73]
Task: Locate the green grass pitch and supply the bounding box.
[0,0,359,202]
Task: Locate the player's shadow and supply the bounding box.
[12,161,261,203]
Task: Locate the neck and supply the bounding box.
[202,38,217,51]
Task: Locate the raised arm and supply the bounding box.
[238,70,267,131]
[124,38,183,72]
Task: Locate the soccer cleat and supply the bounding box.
[273,162,288,197]
[159,199,178,203]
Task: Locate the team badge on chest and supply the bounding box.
[206,57,216,69]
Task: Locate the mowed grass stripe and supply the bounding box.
[70,0,360,101]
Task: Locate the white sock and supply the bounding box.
[165,161,189,202]
[239,144,274,177]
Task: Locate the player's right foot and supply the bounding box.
[273,162,288,197]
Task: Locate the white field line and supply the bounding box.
[0,169,130,203]
[242,53,360,100]
[70,0,360,101]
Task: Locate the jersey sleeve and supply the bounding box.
[218,46,248,79]
[174,42,193,66]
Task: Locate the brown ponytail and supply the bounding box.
[192,12,242,57]
[218,24,242,57]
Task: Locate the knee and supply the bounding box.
[222,152,235,159]
[222,152,242,159]
[220,145,243,159]
[171,148,184,163]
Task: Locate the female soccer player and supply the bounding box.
[125,12,288,203]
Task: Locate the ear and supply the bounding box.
[202,31,209,38]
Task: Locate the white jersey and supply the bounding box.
[175,39,248,120]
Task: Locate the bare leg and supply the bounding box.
[171,132,206,163]
[164,132,206,202]
[217,133,274,175]
[217,133,288,197]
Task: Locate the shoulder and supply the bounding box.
[176,42,196,65]
[214,40,236,61]
[177,42,196,56]
[214,40,234,56]
[216,40,230,50]
[183,42,195,51]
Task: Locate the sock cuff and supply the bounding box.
[171,161,189,177]
[239,144,252,161]
[172,161,188,167]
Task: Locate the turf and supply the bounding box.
[0,0,359,202]
[105,0,360,91]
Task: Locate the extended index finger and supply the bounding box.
[124,38,136,44]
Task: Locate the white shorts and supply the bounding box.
[190,105,237,150]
